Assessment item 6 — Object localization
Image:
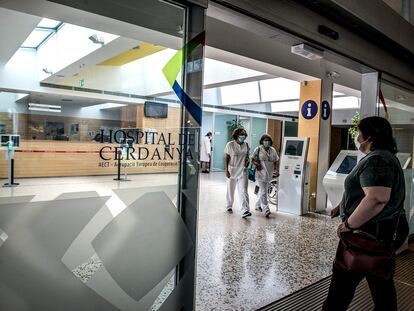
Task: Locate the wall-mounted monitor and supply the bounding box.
[284,140,304,156]
[144,102,168,118]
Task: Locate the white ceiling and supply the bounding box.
[43,36,139,84]
[0,7,40,64]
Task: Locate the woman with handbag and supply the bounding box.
[225,128,251,218]
[251,134,279,218]
[323,116,409,311]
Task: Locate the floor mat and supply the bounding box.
[258,251,414,311]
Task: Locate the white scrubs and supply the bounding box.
[200,136,211,162]
[252,146,279,213]
[225,141,250,213]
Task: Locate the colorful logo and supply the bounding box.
[162,32,205,126]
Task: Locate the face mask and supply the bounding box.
[354,134,368,154]
[238,136,246,143]
[354,135,361,150]
[263,141,271,148]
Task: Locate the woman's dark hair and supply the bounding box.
[259,134,273,146]
[206,132,212,137]
[232,128,247,140]
[357,116,398,154]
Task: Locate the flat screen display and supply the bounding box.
[336,155,357,174]
[144,102,168,118]
[0,135,19,147]
[284,140,304,156]
[11,135,20,147]
[0,135,9,146]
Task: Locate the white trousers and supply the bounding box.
[226,175,249,213]
[255,180,270,213]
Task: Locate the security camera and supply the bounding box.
[326,71,340,79]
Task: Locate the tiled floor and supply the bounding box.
[0,172,340,311]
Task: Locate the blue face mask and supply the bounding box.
[238,136,246,143]
[263,140,271,148]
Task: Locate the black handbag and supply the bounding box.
[334,213,402,280]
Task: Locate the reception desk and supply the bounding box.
[0,140,180,178]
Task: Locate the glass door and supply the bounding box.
[212,113,237,171]
[0,1,205,310]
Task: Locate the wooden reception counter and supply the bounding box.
[0,140,180,178]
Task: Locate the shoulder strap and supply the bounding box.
[392,210,403,241]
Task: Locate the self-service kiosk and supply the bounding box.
[114,138,134,181]
[1,134,20,187]
[323,150,412,209]
[323,150,358,208]
[278,137,311,215]
[323,151,412,252]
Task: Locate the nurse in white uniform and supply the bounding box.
[225,128,251,218]
[200,132,212,173]
[251,134,279,217]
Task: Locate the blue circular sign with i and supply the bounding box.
[301,100,318,120]
[321,100,331,120]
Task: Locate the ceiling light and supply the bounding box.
[82,103,127,110]
[99,103,127,109]
[176,25,184,35]
[291,43,323,60]
[88,34,105,45]
[28,103,61,113]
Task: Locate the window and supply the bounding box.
[21,18,63,49]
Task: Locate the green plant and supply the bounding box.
[228,118,243,136]
[348,112,360,141]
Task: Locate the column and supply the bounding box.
[360,72,379,118]
[298,79,333,212]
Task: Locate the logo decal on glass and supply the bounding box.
[162,32,205,126]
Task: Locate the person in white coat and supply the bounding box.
[251,134,279,217]
[200,132,212,173]
[225,128,251,218]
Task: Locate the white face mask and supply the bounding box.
[354,134,368,154]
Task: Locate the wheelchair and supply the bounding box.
[267,175,279,206]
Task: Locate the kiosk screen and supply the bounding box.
[285,140,304,156]
[11,135,20,147]
[336,155,357,174]
[0,135,9,146]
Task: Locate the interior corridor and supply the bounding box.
[197,172,339,310]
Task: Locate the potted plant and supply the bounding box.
[348,112,360,149]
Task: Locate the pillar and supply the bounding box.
[360,72,379,118]
[298,79,333,212]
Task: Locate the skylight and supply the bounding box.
[21,18,63,49]
[21,30,52,49]
[37,18,62,29]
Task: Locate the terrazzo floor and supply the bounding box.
[196,172,340,311]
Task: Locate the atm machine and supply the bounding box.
[278,137,311,215]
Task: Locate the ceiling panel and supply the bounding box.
[0,7,41,63]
